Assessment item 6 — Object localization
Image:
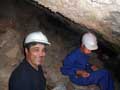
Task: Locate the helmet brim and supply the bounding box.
[85,44,98,50]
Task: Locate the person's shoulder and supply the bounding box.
[10,60,28,77]
[69,48,80,55]
[65,48,80,58]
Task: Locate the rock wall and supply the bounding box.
[33,0,120,49]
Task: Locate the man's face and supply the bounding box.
[81,45,92,54]
[83,47,92,54]
[25,43,46,68]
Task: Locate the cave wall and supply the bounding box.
[32,0,120,49]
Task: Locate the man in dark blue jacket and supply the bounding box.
[61,32,114,90]
[9,31,50,90]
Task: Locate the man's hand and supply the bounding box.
[76,70,90,78]
[91,65,98,71]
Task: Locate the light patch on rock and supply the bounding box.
[33,0,120,47]
[5,44,19,59]
[52,84,66,90]
[91,0,113,4]
[116,0,120,5]
[0,40,7,48]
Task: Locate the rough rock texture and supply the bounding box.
[33,0,120,50]
[0,29,21,90]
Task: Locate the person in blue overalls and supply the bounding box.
[61,32,114,90]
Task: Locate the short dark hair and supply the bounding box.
[24,42,47,50]
[24,42,40,50]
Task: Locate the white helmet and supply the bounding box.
[82,32,98,50]
[24,31,50,45]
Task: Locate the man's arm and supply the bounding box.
[60,55,77,76]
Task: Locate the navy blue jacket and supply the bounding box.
[9,59,46,90]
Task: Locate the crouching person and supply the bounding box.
[61,32,114,90]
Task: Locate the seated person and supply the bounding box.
[61,32,114,90]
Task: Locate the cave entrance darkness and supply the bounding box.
[0,0,120,90]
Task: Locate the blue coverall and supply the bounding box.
[61,48,114,90]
